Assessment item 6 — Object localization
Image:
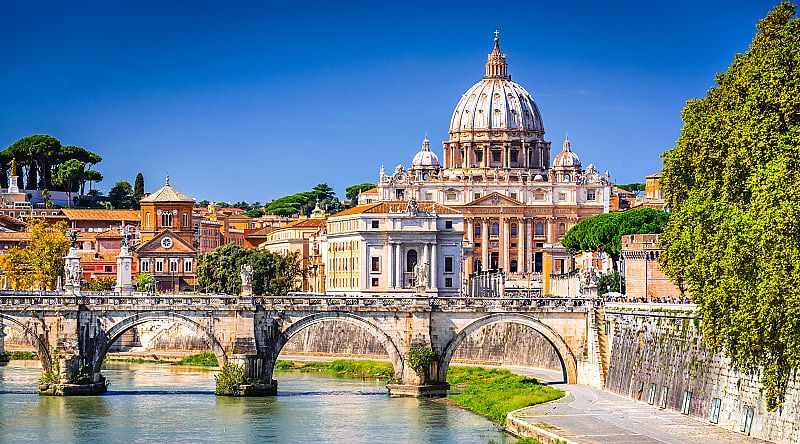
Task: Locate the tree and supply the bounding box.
[87,277,115,291]
[135,272,155,291]
[41,189,52,208]
[108,181,134,209]
[312,183,335,200]
[84,170,103,192]
[133,173,145,206]
[0,218,69,290]
[616,183,645,193]
[345,182,376,202]
[597,270,625,295]
[659,3,800,410]
[561,208,669,264]
[197,243,303,295]
[6,134,61,189]
[245,208,265,218]
[53,159,85,208]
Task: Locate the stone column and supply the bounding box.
[0,323,7,366]
[481,218,489,269]
[524,219,531,273]
[502,218,510,272]
[387,243,395,288]
[547,218,555,244]
[395,244,402,289]
[115,246,133,295]
[430,243,438,290]
[423,243,430,290]
[517,219,524,274]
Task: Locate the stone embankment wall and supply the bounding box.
[604,303,800,444]
[132,320,562,371]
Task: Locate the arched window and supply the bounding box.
[474,224,481,236]
[558,223,566,236]
[491,222,499,236]
[535,222,544,236]
[564,174,571,183]
[145,212,151,227]
[162,212,173,227]
[406,249,418,272]
[511,224,518,237]
[183,213,189,227]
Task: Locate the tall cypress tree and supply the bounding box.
[133,173,145,208]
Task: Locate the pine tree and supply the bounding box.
[133,172,145,208]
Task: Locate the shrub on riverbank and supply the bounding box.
[214,362,250,395]
[6,351,38,360]
[446,367,564,424]
[174,352,218,367]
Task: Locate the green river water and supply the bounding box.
[0,360,515,443]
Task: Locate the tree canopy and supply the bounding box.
[2,135,102,192]
[265,183,344,216]
[0,218,69,290]
[108,181,134,209]
[616,182,645,193]
[133,173,145,206]
[561,208,669,261]
[659,3,800,410]
[197,243,303,295]
[345,182,376,203]
[53,159,86,208]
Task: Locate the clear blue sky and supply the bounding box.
[0,0,780,202]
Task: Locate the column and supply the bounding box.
[387,243,395,288]
[430,243,438,289]
[518,220,525,273]
[423,243,430,290]
[524,219,531,273]
[0,323,7,365]
[465,218,474,275]
[481,218,489,269]
[395,244,402,289]
[502,217,510,272]
[547,218,555,244]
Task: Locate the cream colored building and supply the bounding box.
[326,201,465,296]
[366,36,612,281]
[258,215,327,291]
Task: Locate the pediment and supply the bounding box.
[137,229,195,254]
[466,192,524,207]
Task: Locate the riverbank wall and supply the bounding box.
[603,303,800,444]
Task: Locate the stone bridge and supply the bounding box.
[0,291,602,396]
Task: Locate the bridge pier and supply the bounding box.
[386,358,450,397]
[0,323,8,366]
[227,354,277,396]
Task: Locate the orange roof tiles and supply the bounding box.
[60,209,140,222]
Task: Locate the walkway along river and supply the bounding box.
[0,360,516,444]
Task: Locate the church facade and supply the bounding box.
[368,36,612,280]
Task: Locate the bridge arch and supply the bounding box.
[273,312,404,380]
[0,313,52,370]
[92,311,228,375]
[439,313,578,384]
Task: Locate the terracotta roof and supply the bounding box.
[332,202,460,217]
[283,218,328,228]
[362,187,378,194]
[140,184,194,203]
[247,226,278,237]
[60,209,140,222]
[95,229,123,239]
[0,231,96,241]
[78,252,116,262]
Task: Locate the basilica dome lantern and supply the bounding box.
[410,136,442,181]
[552,135,582,182]
[442,33,551,174]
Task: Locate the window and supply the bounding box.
[564,174,571,182]
[534,192,545,201]
[491,222,499,236]
[681,391,692,415]
[104,265,113,273]
[446,193,457,201]
[511,224,518,236]
[636,382,645,400]
[510,149,518,163]
[559,192,567,201]
[371,220,379,229]
[169,259,178,273]
[183,258,192,273]
[371,256,381,273]
[474,150,483,162]
[445,221,453,229]
[510,260,517,273]
[395,189,405,200]
[140,260,150,272]
[647,384,657,405]
[740,406,754,435]
[155,259,164,273]
[510,192,517,200]
[371,277,379,287]
[444,256,454,273]
[492,151,501,162]
[474,224,481,236]
[183,213,189,227]
[473,193,481,200]
[587,190,596,201]
[406,249,418,272]
[535,222,545,236]
[709,398,722,424]
[445,277,453,288]
[558,223,566,236]
[659,386,668,409]
[161,212,173,227]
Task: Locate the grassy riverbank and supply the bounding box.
[274,359,395,379]
[4,350,39,360]
[106,352,220,367]
[446,367,564,424]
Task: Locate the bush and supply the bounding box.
[39,361,60,385]
[87,277,115,291]
[407,345,437,378]
[214,362,250,395]
[174,352,218,367]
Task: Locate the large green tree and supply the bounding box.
[133,172,145,207]
[345,182,376,203]
[52,159,86,208]
[108,181,134,209]
[659,3,800,410]
[197,243,303,295]
[561,208,669,264]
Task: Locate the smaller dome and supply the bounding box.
[553,135,581,168]
[533,174,544,181]
[411,137,440,168]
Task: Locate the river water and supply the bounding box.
[0,361,514,443]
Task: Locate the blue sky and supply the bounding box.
[0,0,780,202]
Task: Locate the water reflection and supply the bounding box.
[0,361,513,444]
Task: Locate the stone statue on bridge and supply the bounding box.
[240,264,254,297]
[119,227,131,250]
[413,260,428,292]
[68,230,78,249]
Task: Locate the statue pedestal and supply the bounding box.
[63,248,82,296]
[115,247,133,295]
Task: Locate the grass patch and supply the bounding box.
[106,356,173,365]
[275,359,394,379]
[173,352,218,367]
[6,350,39,360]
[446,367,564,425]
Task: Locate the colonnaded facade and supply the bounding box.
[364,35,612,279]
